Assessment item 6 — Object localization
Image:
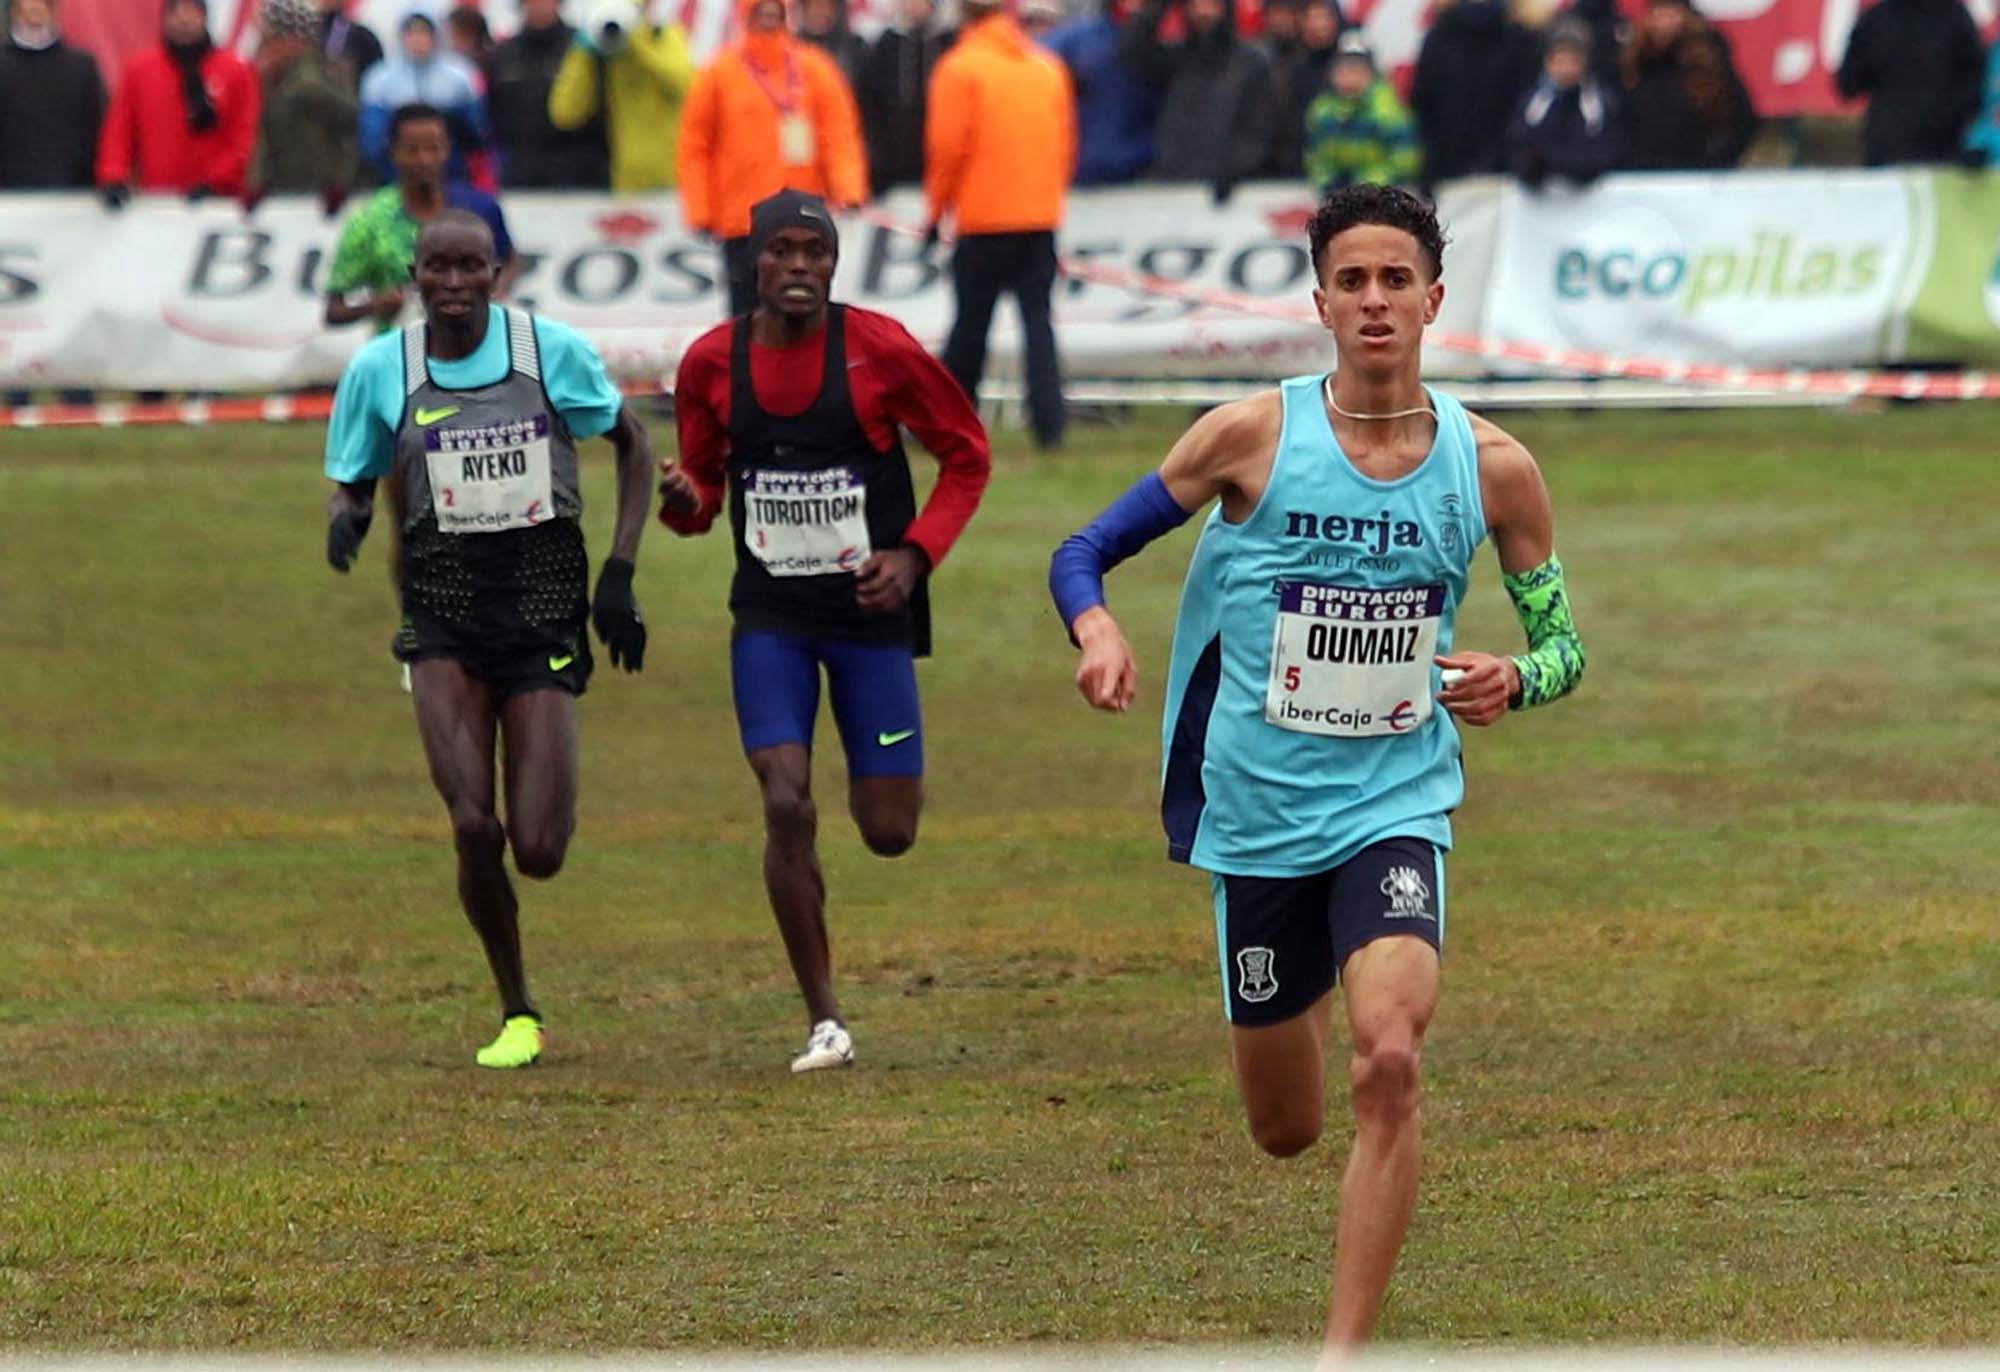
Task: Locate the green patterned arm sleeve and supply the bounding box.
[1503,554,1586,709]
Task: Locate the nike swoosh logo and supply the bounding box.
[877,729,916,747]
[548,654,575,671]
[415,405,461,425]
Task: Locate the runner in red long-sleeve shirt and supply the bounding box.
[661,190,991,1074]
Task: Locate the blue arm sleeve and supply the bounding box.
[1048,471,1193,636]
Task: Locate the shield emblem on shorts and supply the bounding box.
[1236,946,1278,1003]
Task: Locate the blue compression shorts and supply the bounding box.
[730,631,924,778]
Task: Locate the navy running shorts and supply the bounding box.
[1210,836,1445,1027]
[730,630,924,778]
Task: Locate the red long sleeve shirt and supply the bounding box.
[97,46,261,195]
[665,306,991,571]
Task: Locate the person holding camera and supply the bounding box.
[548,0,693,193]
[679,0,867,316]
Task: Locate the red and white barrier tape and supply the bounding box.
[0,380,668,431]
[864,209,2000,405]
[5,213,1998,430]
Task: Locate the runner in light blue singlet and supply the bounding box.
[1161,378,1486,878]
[1046,186,1588,1357]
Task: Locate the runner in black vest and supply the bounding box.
[323,211,659,1069]
[661,190,992,1073]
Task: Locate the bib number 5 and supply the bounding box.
[1265,580,1446,738]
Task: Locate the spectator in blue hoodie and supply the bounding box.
[1044,0,1156,185]
[358,8,489,183]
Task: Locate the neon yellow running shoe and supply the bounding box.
[476,1015,543,1069]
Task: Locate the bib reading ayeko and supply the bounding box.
[743,464,871,577]
[423,414,556,533]
[1265,580,1446,737]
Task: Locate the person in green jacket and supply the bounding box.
[548,0,693,192]
[1303,31,1420,194]
[249,0,360,200]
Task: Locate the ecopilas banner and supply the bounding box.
[0,185,1498,392]
[1478,168,2000,371]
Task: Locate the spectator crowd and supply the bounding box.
[4,0,1996,425]
[4,0,1998,208]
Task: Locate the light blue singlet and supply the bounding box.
[1159,377,1487,877]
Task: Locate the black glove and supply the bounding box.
[326,505,372,573]
[100,183,131,213]
[187,183,214,204]
[591,556,646,671]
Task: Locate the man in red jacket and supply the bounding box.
[659,190,991,1075]
[98,0,261,204]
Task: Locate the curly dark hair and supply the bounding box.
[1306,185,1448,281]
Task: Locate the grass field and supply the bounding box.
[2,403,1998,1353]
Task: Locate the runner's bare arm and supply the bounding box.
[592,404,655,672]
[1052,392,1281,712]
[1438,416,1583,726]
[1472,415,1555,577]
[604,403,655,565]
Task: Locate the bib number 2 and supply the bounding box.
[1266,580,1445,738]
[424,414,555,534]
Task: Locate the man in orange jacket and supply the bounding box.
[679,0,868,316]
[924,0,1075,450]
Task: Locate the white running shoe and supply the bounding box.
[790,1019,854,1074]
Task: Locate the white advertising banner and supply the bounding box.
[4,185,1495,393]
[1480,169,1927,370]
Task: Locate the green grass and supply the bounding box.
[2,404,1998,1350]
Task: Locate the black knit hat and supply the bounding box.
[748,189,839,263]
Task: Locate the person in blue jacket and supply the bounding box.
[1043,0,1157,186]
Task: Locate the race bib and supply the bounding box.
[1265,580,1445,738]
[744,466,871,577]
[778,113,814,164]
[423,414,555,534]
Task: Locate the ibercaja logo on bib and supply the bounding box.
[745,467,873,578]
[1266,581,1445,739]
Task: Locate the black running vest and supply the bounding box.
[725,306,930,653]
